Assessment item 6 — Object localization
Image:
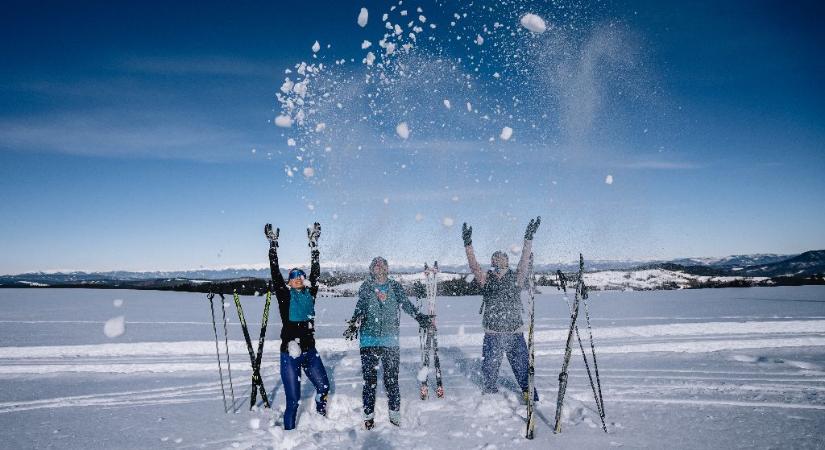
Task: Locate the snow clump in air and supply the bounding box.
[417,367,430,382]
[303,167,315,178]
[442,217,455,227]
[357,7,368,27]
[275,115,293,128]
[104,316,125,338]
[520,13,547,33]
[500,126,513,141]
[605,174,614,185]
[311,41,320,53]
[288,339,302,358]
[396,122,410,139]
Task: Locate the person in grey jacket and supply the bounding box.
[344,256,432,429]
[463,217,541,401]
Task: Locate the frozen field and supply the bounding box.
[0,286,824,449]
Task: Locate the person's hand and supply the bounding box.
[524,216,541,240]
[416,313,434,330]
[265,224,279,248]
[462,223,473,247]
[343,319,359,341]
[307,222,321,248]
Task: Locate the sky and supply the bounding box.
[1,0,824,274]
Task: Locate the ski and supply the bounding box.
[419,261,444,400]
[525,253,536,439]
[553,254,607,433]
[553,254,584,433]
[232,290,271,410]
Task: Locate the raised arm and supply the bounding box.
[307,222,321,299]
[265,224,289,294]
[463,222,487,286]
[516,217,540,288]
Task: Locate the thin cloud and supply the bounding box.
[0,114,256,162]
[621,160,702,170]
[120,56,277,78]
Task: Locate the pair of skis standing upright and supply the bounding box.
[206,288,272,413]
[524,253,607,439]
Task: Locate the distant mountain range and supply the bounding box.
[2,250,823,291]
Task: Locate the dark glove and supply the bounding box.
[462,223,473,247]
[524,216,541,240]
[307,222,321,248]
[416,313,434,330]
[265,224,279,248]
[343,318,359,341]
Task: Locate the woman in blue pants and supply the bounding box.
[265,222,329,430]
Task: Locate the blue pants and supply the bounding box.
[360,346,400,419]
[481,332,538,400]
[280,349,329,430]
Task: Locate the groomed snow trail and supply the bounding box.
[0,287,823,449]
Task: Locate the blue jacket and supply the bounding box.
[350,277,422,348]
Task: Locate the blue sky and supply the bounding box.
[1,0,823,274]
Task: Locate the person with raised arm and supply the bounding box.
[265,222,329,430]
[462,217,541,402]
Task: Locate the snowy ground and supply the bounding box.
[1,287,824,449]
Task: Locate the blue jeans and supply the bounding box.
[280,349,329,430]
[360,346,400,419]
[481,332,538,400]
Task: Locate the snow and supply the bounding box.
[500,126,513,141]
[605,174,614,185]
[302,167,315,178]
[287,339,302,358]
[443,99,451,109]
[360,39,371,49]
[520,13,547,33]
[311,40,320,53]
[0,287,824,448]
[113,299,124,307]
[442,216,454,227]
[396,121,410,139]
[103,315,125,338]
[274,115,293,128]
[357,7,368,27]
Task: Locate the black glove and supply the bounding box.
[416,313,434,330]
[462,223,473,247]
[265,224,279,248]
[524,216,541,240]
[343,318,359,341]
[307,222,321,248]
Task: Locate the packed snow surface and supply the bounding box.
[1,287,823,449]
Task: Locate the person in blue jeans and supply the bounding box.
[265,222,329,430]
[344,257,432,429]
[462,217,541,402]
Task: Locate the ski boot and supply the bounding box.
[420,384,428,400]
[389,409,401,427]
[436,385,445,398]
[315,392,328,417]
[364,419,375,430]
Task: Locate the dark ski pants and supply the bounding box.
[481,332,538,400]
[360,346,400,419]
[280,349,329,430]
